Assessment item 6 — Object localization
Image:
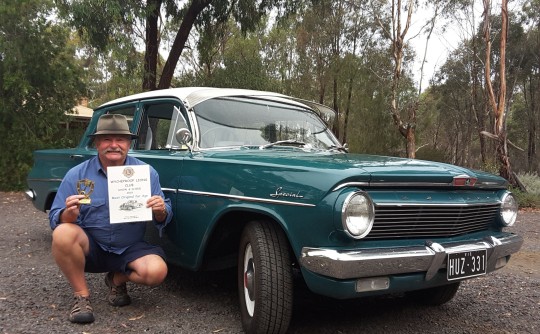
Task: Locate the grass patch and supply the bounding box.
[514,172,540,209]
[512,189,540,209]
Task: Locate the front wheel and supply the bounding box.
[238,221,293,334]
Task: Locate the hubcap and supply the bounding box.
[245,259,254,300]
[243,244,255,316]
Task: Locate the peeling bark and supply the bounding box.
[482,0,518,187]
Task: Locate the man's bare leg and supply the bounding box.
[51,224,90,297]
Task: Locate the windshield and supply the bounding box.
[194,96,340,149]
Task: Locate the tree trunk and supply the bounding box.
[482,0,517,186]
[494,0,516,185]
[406,126,415,159]
[142,0,161,91]
[470,9,487,166]
[527,75,539,170]
[342,75,354,145]
[386,0,417,159]
[332,77,340,139]
[158,0,212,89]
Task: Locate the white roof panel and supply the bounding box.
[98,87,335,118]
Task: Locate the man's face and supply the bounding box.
[95,135,132,167]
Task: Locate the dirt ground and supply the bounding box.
[0,191,538,333]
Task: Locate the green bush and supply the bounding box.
[1,0,85,191]
[512,189,540,209]
[516,172,540,195]
[513,172,540,209]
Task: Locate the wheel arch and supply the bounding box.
[200,206,295,271]
[44,191,57,212]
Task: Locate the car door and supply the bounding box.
[128,98,193,260]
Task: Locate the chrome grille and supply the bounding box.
[366,203,500,239]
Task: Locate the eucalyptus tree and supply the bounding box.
[261,17,299,94]
[338,1,378,145]
[514,0,540,172]
[345,48,404,155]
[56,0,296,92]
[428,46,482,167]
[208,24,276,91]
[425,0,532,183]
[290,0,379,142]
[480,0,528,187]
[370,0,416,157]
[370,0,483,160]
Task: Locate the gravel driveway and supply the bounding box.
[1,191,538,333]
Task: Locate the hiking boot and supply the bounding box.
[104,272,131,307]
[69,295,95,323]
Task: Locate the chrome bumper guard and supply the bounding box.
[25,189,35,201]
[300,234,523,281]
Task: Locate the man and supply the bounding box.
[49,114,172,324]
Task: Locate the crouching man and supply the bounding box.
[49,114,172,323]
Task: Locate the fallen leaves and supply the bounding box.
[129,314,145,321]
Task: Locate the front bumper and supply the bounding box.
[300,234,523,280]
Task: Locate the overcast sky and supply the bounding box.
[409,0,523,91]
[408,3,474,91]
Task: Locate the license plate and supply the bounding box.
[447,250,487,281]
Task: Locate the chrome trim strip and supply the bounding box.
[176,188,315,207]
[161,188,178,193]
[369,182,453,187]
[27,178,64,182]
[478,181,502,186]
[332,181,506,191]
[332,182,370,191]
[374,201,501,207]
[300,234,523,280]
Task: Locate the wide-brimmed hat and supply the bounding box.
[88,114,138,139]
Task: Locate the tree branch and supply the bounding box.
[480,131,525,151]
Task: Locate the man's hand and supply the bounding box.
[147,195,167,222]
[61,195,85,224]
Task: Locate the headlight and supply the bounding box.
[341,191,375,239]
[500,192,518,226]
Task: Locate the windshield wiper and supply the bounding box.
[328,144,348,153]
[259,139,307,149]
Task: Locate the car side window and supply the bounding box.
[88,106,137,148]
[136,102,189,150]
[166,105,191,149]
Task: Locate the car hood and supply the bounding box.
[196,150,507,189]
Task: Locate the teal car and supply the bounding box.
[26,87,523,333]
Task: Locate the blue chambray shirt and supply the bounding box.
[49,155,172,254]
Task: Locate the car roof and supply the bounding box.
[98,87,336,119]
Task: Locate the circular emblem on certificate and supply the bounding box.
[123,167,135,178]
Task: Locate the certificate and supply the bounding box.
[108,165,152,223]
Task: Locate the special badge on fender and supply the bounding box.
[76,179,95,204]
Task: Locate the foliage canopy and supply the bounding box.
[0,0,85,189]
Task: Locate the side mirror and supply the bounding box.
[175,128,192,145]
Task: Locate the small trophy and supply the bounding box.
[76,179,95,204]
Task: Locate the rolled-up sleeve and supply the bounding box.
[49,170,79,230]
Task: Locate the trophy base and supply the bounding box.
[79,198,91,205]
